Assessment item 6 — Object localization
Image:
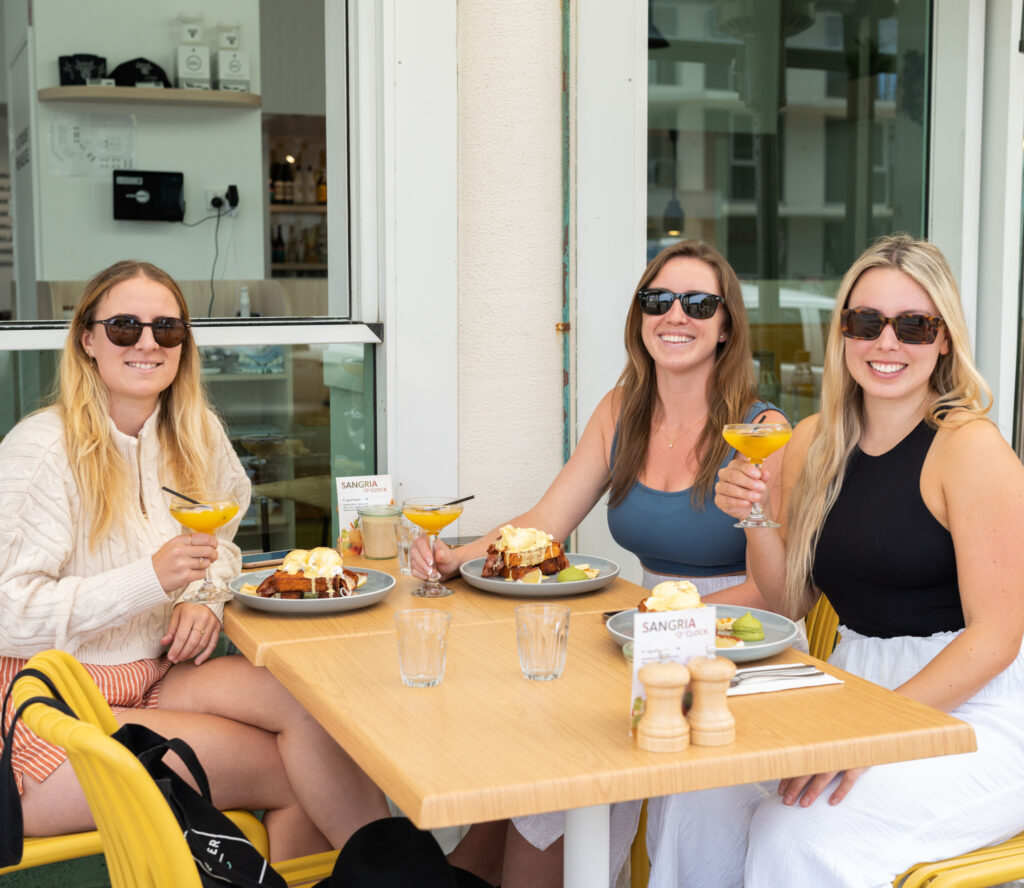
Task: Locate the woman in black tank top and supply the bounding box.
[642,235,1024,888]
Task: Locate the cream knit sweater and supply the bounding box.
[0,407,251,665]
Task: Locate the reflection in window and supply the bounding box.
[647,0,930,422]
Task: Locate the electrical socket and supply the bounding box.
[205,189,227,210]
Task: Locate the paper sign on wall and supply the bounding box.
[335,475,394,555]
[629,606,717,734]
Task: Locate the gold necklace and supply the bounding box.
[657,423,689,448]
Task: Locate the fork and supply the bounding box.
[730,666,823,687]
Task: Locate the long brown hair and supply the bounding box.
[59,260,224,546]
[608,240,757,507]
[782,234,992,618]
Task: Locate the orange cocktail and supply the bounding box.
[402,498,466,597]
[170,500,240,534]
[722,422,792,528]
[169,491,241,602]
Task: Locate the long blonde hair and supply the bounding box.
[783,234,992,618]
[609,239,757,507]
[59,260,224,546]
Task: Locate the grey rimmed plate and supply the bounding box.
[606,604,798,663]
[229,567,395,614]
[459,554,619,597]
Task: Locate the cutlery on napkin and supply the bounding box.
[726,665,842,696]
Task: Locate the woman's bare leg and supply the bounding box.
[501,824,562,888]
[20,708,329,860]
[157,655,390,852]
[446,820,507,886]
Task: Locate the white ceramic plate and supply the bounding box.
[459,554,620,597]
[606,604,798,663]
[229,568,395,614]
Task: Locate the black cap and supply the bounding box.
[109,58,171,88]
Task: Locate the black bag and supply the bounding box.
[1,666,285,887]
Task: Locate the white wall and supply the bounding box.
[455,3,566,537]
[26,0,264,283]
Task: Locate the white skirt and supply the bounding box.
[648,627,1024,888]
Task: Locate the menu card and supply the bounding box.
[630,606,717,735]
[336,474,394,556]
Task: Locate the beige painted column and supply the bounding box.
[457,3,567,535]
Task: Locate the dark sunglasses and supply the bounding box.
[92,315,190,348]
[839,308,944,345]
[637,289,725,319]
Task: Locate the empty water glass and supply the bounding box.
[515,603,570,681]
[394,609,451,687]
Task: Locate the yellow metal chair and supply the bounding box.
[805,593,841,661]
[8,650,337,887]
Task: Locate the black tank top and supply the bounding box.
[812,420,963,638]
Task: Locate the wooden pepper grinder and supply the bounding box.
[636,660,690,752]
[686,654,737,746]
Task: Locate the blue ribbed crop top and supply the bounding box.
[606,401,776,577]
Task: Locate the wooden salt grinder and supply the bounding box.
[686,655,737,746]
[636,661,690,752]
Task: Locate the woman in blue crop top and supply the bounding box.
[644,234,1024,888]
[410,240,786,888]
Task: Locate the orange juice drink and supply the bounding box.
[170,501,240,534]
[402,505,463,535]
[722,426,792,464]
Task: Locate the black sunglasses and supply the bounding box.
[637,289,725,319]
[839,308,944,345]
[92,315,190,348]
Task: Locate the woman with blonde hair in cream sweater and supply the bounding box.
[0,260,389,859]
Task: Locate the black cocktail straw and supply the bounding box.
[162,486,202,504]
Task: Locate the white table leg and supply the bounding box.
[564,804,610,888]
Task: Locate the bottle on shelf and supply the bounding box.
[272,162,285,204]
[316,168,327,204]
[304,164,316,204]
[286,225,300,264]
[237,285,251,318]
[271,225,286,263]
[282,161,294,204]
[303,227,318,264]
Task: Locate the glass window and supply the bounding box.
[647,0,931,423]
[0,337,377,553]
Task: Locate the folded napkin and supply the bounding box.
[727,671,843,697]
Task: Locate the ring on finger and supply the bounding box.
[199,628,207,638]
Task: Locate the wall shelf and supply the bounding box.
[270,204,327,214]
[38,86,261,108]
[271,262,328,272]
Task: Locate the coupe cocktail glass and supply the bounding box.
[402,497,465,597]
[722,422,792,528]
[169,491,241,601]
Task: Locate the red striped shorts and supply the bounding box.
[0,655,173,794]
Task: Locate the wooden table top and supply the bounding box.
[260,612,977,830]
[225,556,646,665]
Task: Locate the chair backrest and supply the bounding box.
[12,650,203,888]
[806,594,840,661]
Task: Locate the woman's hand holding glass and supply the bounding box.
[409,534,462,582]
[152,532,220,594]
[714,457,772,526]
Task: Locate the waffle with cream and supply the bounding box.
[637,580,702,612]
[254,547,367,599]
[480,525,570,580]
